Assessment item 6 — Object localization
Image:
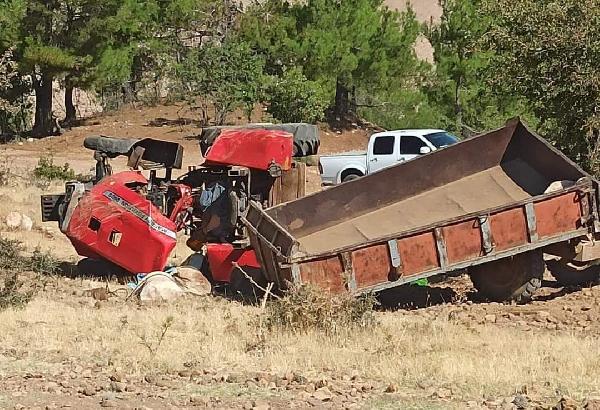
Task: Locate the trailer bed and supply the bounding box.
[243,119,599,294]
[299,164,534,255]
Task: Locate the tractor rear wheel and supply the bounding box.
[469,250,544,303]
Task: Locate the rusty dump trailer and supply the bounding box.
[243,119,600,302]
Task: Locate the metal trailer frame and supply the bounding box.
[242,119,600,295]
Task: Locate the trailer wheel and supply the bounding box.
[546,259,600,286]
[469,250,544,303]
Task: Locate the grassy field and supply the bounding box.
[1,273,600,409]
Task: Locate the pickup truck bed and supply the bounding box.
[243,119,598,295]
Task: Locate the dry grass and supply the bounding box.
[262,285,377,335]
[0,291,599,403]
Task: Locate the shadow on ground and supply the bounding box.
[375,275,590,311]
[377,284,459,310]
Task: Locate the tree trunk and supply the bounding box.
[334,79,350,118]
[64,77,76,127]
[32,73,55,138]
[454,77,463,131]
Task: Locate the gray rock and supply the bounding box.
[5,212,21,229]
[20,215,33,231]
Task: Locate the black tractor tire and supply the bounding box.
[469,250,544,303]
[199,123,320,158]
[342,173,362,183]
[546,259,600,286]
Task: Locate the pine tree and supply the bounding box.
[484,0,600,173]
[13,1,126,136]
[240,0,421,118]
[425,0,536,134]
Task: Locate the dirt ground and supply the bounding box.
[1,106,600,409]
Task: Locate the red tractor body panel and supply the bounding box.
[205,243,261,283]
[204,129,293,171]
[65,171,178,273]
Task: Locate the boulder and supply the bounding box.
[20,214,33,231]
[5,211,22,229]
[545,180,575,194]
[174,266,211,295]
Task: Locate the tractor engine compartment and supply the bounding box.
[41,127,302,280]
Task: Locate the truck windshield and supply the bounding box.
[425,132,459,148]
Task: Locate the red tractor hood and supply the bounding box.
[203,129,293,171]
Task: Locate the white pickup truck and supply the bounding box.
[319,129,459,185]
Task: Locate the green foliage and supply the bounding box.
[0,237,59,311]
[33,156,76,181]
[484,0,600,173]
[0,237,59,275]
[240,0,422,116]
[89,1,157,109]
[264,68,328,123]
[0,237,25,271]
[359,87,451,130]
[95,1,240,110]
[263,285,377,335]
[95,46,136,91]
[0,271,33,310]
[29,248,61,276]
[0,48,31,134]
[425,0,537,134]
[0,0,26,51]
[176,40,265,125]
[22,44,77,74]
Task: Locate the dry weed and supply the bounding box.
[262,285,377,335]
[0,271,34,310]
[0,237,59,310]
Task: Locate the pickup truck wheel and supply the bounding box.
[469,250,544,303]
[546,259,600,286]
[342,173,361,183]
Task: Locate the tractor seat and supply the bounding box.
[84,136,184,170]
[83,136,140,158]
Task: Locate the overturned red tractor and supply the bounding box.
[42,124,317,294]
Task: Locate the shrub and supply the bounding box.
[28,248,60,276]
[263,284,377,335]
[264,68,328,124]
[0,48,31,136]
[176,40,265,125]
[0,271,34,310]
[33,156,76,181]
[0,237,59,311]
[0,237,25,270]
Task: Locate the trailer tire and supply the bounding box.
[469,250,544,303]
[546,259,600,286]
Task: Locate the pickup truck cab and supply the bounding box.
[319,129,458,185]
